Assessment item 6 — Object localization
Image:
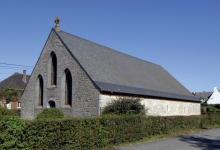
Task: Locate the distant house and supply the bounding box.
[195,91,213,103]
[195,87,220,104]
[207,87,220,104]
[0,70,30,109]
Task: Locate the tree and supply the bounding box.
[0,84,21,104]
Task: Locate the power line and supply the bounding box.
[0,63,33,68]
[0,73,20,74]
[0,65,33,68]
[0,67,33,70]
[0,66,33,69]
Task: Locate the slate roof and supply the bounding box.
[0,73,30,89]
[195,92,213,101]
[53,29,199,102]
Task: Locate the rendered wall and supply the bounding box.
[207,87,220,104]
[99,94,201,116]
[21,30,100,120]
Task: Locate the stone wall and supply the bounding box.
[99,94,201,116]
[21,30,100,120]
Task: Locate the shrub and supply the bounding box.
[207,106,219,112]
[0,105,20,117]
[101,97,146,115]
[0,113,220,149]
[201,103,208,106]
[213,104,220,109]
[8,109,21,116]
[0,116,29,149]
[201,106,207,113]
[0,105,9,116]
[36,108,64,120]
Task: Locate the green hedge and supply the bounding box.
[207,106,219,112]
[36,108,64,120]
[201,104,220,113]
[0,105,20,117]
[0,114,220,149]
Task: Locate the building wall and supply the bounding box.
[0,100,19,109]
[207,87,220,104]
[11,101,18,109]
[99,94,201,116]
[21,30,100,120]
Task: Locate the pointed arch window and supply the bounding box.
[65,69,72,106]
[38,75,43,106]
[51,52,57,86]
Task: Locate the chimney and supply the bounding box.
[23,70,26,82]
[54,17,60,31]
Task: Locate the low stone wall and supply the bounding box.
[99,94,201,116]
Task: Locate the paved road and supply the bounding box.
[115,128,220,150]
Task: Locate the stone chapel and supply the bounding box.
[21,18,200,120]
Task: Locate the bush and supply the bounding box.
[0,105,9,116]
[201,104,220,114]
[201,103,208,107]
[207,106,219,112]
[8,109,21,116]
[0,113,220,149]
[0,105,20,116]
[201,106,207,113]
[0,116,29,149]
[213,104,220,109]
[101,98,146,115]
[36,108,64,120]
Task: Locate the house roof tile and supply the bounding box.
[0,72,30,89]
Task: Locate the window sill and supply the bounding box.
[62,105,71,108]
[36,106,43,109]
[48,85,57,89]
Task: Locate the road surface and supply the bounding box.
[115,128,220,150]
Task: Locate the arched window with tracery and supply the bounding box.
[38,75,43,106]
[65,69,72,106]
[51,52,57,86]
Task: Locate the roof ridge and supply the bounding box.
[0,72,30,82]
[55,29,162,67]
[3,73,17,80]
[195,92,213,93]
[14,72,31,76]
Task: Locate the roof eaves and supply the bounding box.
[95,81,199,102]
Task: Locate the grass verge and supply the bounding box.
[102,124,220,150]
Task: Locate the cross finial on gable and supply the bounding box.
[54,17,60,31]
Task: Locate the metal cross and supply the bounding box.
[55,17,60,26]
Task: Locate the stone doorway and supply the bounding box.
[48,100,56,108]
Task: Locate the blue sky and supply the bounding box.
[0,0,219,93]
